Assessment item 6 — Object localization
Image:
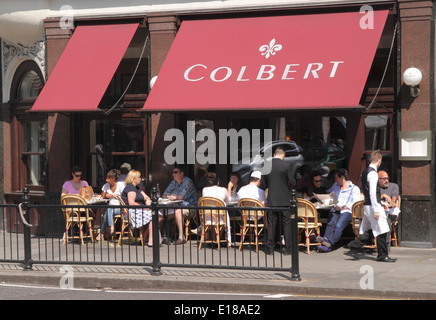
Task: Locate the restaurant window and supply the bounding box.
[284,116,347,172]
[22,120,48,186]
[9,60,47,191]
[88,119,147,188]
[364,115,390,151]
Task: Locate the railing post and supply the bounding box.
[289,189,301,281]
[150,187,162,276]
[22,187,33,271]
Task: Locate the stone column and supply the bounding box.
[397,0,435,247]
[148,14,177,187]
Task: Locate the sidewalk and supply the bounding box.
[0,246,435,299]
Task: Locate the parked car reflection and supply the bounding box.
[232,140,304,184]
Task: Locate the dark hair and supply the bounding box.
[71,165,83,174]
[274,146,286,155]
[311,170,323,180]
[205,172,219,186]
[229,172,242,191]
[106,169,120,181]
[174,164,185,174]
[335,168,349,180]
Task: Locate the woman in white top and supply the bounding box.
[96,169,125,241]
[201,172,231,245]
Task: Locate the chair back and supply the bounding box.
[396,195,401,209]
[238,198,266,227]
[297,198,319,225]
[351,200,364,237]
[198,196,227,226]
[116,196,131,225]
[61,194,90,218]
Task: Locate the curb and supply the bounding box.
[0,266,434,300]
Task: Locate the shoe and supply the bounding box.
[264,248,274,255]
[316,236,331,248]
[191,228,198,235]
[174,238,186,245]
[346,249,361,260]
[161,237,170,245]
[317,245,331,252]
[377,256,397,263]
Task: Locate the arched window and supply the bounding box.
[8,60,47,191]
[17,70,43,99]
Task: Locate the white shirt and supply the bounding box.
[237,184,266,204]
[202,185,230,203]
[101,181,125,205]
[367,164,380,213]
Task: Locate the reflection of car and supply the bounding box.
[302,145,345,170]
[232,140,304,184]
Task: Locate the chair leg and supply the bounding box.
[198,226,207,250]
[238,226,247,251]
[79,222,84,246]
[216,226,220,251]
[89,221,94,243]
[63,221,71,245]
[306,231,310,255]
[185,219,190,242]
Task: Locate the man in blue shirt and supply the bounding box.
[163,165,198,244]
[317,168,361,252]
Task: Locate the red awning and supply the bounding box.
[143,11,388,111]
[32,23,138,112]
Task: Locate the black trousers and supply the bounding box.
[348,229,389,260]
[266,209,291,252]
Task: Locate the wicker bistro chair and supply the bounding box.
[297,198,322,254]
[61,194,94,245]
[238,198,267,253]
[351,200,376,249]
[197,197,228,251]
[115,196,138,246]
[390,195,401,247]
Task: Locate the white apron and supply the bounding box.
[360,204,390,237]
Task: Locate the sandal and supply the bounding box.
[95,233,104,242]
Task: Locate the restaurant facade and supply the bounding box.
[0,0,435,248]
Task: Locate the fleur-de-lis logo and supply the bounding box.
[259,38,282,59]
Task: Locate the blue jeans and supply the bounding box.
[100,207,120,232]
[323,211,352,245]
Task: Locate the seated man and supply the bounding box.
[237,171,266,205]
[162,165,198,245]
[302,170,328,203]
[378,170,401,244]
[378,170,399,209]
[317,168,361,252]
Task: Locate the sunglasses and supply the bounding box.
[74,174,82,178]
[313,179,322,183]
[172,171,180,174]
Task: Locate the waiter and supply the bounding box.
[347,151,397,262]
[261,146,296,255]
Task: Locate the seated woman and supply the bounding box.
[96,169,125,242]
[199,172,231,245]
[227,172,242,202]
[302,170,328,203]
[61,165,89,196]
[121,170,162,247]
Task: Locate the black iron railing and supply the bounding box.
[0,187,300,281]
